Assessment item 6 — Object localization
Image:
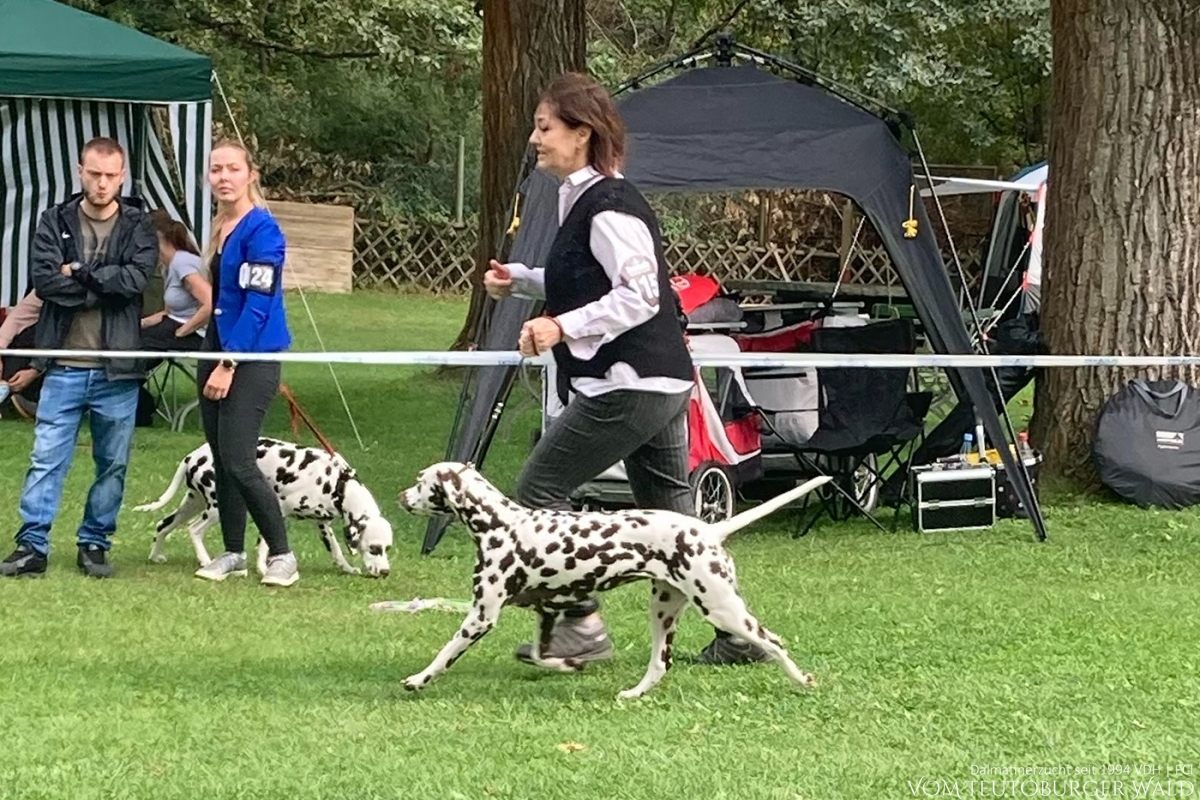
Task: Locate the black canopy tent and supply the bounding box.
[422,48,1047,554]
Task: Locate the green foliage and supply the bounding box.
[63,0,1049,219]
[67,0,483,217]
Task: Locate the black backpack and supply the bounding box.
[1093,379,1200,509]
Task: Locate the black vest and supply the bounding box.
[543,177,693,404]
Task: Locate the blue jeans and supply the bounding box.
[15,367,139,555]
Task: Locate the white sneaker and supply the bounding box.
[261,552,299,587]
[195,551,248,581]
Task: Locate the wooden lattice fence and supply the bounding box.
[354,219,478,293]
[353,217,985,296]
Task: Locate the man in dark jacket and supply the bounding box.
[0,137,157,579]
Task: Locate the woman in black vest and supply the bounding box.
[485,72,766,668]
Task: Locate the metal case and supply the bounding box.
[912,464,996,532]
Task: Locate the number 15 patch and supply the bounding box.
[238,262,278,294]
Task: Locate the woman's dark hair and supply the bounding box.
[149,208,201,256]
[539,72,626,176]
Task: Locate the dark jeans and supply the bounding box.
[141,317,204,372]
[517,388,692,618]
[197,359,290,557]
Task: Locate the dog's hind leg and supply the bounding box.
[148,492,205,564]
[695,576,815,689]
[148,513,182,564]
[618,581,690,699]
[402,598,504,692]
[187,508,219,567]
[318,522,360,575]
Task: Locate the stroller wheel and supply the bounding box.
[691,462,734,523]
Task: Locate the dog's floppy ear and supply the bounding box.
[343,520,362,549]
[426,469,460,511]
[438,467,466,490]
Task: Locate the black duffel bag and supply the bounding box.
[1093,379,1200,509]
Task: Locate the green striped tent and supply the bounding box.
[0,0,213,307]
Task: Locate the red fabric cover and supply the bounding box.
[669,274,721,315]
[686,388,762,472]
[687,395,727,471]
[723,413,761,457]
[733,321,815,352]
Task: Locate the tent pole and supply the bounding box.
[910,132,1037,522]
[612,42,710,96]
[132,104,148,200]
[981,243,1031,335]
[910,129,987,340]
[436,146,535,468]
[731,42,898,120]
[422,151,546,555]
[611,37,899,133]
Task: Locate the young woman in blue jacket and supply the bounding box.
[193,140,297,587]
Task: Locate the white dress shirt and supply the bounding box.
[506,165,693,398]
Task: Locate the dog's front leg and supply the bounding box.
[318,522,360,575]
[402,600,503,692]
[619,581,690,699]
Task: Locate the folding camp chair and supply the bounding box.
[146,358,200,432]
[741,318,932,536]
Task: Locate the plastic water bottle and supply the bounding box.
[0,384,9,405]
[959,432,974,460]
[1018,431,1034,462]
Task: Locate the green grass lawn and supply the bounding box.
[1,291,1197,800]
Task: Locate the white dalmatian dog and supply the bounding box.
[135,437,394,578]
[398,461,831,699]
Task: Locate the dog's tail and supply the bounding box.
[133,457,190,512]
[709,475,832,543]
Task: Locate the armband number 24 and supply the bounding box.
[239,262,277,293]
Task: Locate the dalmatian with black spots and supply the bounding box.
[135,437,394,578]
[398,461,831,699]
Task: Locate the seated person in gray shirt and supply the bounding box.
[140,210,212,369]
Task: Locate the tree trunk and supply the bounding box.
[449,0,587,351]
[1030,0,1200,487]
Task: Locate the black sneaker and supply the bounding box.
[692,634,772,665]
[515,616,614,666]
[0,546,47,577]
[77,545,114,579]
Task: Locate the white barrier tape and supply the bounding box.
[2,347,1199,369]
[0,348,538,367]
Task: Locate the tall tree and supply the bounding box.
[1030,0,1200,483]
[451,0,588,350]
